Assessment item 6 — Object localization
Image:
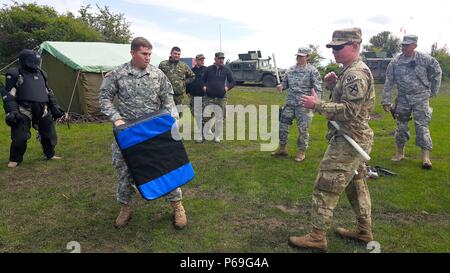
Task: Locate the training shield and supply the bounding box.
[113,110,194,200]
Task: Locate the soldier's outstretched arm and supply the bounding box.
[382,61,395,105]
[99,72,123,122]
[429,57,442,97]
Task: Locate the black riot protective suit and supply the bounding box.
[1,49,64,164]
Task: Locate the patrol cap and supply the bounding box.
[215,52,225,58]
[296,47,311,57]
[196,54,205,60]
[326,28,362,48]
[401,35,418,45]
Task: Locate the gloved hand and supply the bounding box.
[50,106,65,120]
[5,111,22,126]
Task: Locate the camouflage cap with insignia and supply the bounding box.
[196,54,205,60]
[295,47,311,56]
[326,28,362,48]
[401,35,418,45]
[215,52,225,58]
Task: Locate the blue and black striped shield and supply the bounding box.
[113,110,194,200]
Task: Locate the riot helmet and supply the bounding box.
[19,49,41,72]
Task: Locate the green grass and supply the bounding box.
[0,83,449,253]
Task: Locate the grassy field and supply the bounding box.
[0,83,449,253]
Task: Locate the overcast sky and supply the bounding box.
[2,0,449,68]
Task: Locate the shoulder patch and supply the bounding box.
[346,74,357,83]
[347,83,359,96]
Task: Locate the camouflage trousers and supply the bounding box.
[202,96,227,138]
[111,141,182,204]
[279,105,313,151]
[394,98,432,150]
[311,136,372,231]
[173,94,185,118]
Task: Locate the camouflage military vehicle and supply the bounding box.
[225,51,286,87]
[362,51,393,83]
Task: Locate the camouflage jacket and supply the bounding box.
[282,63,323,106]
[158,59,195,97]
[99,62,178,122]
[382,51,442,105]
[314,58,375,145]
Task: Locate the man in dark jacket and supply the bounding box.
[186,54,207,142]
[201,52,235,143]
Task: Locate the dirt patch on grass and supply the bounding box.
[373,210,450,225]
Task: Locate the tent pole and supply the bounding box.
[62,70,81,129]
[67,70,81,114]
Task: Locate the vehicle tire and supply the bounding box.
[262,75,276,87]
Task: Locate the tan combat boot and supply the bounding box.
[421,149,432,169]
[288,228,327,252]
[391,146,405,161]
[114,203,132,228]
[271,144,288,156]
[171,200,187,229]
[294,150,306,162]
[335,219,373,244]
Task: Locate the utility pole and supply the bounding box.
[219,24,222,51]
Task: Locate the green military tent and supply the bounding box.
[39,41,164,115]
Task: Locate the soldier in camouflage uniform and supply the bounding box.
[272,47,323,162]
[158,46,195,117]
[99,37,187,229]
[290,28,375,251]
[382,35,442,169]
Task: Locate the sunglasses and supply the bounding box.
[331,42,353,51]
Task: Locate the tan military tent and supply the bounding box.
[39,41,164,115]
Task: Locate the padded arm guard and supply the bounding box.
[1,87,19,114]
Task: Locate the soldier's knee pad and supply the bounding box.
[315,171,349,194]
[12,126,31,143]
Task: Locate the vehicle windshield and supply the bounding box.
[259,60,270,68]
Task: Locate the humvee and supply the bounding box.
[362,51,393,83]
[225,51,286,87]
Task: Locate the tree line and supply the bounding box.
[0,2,448,83]
[0,2,132,69]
